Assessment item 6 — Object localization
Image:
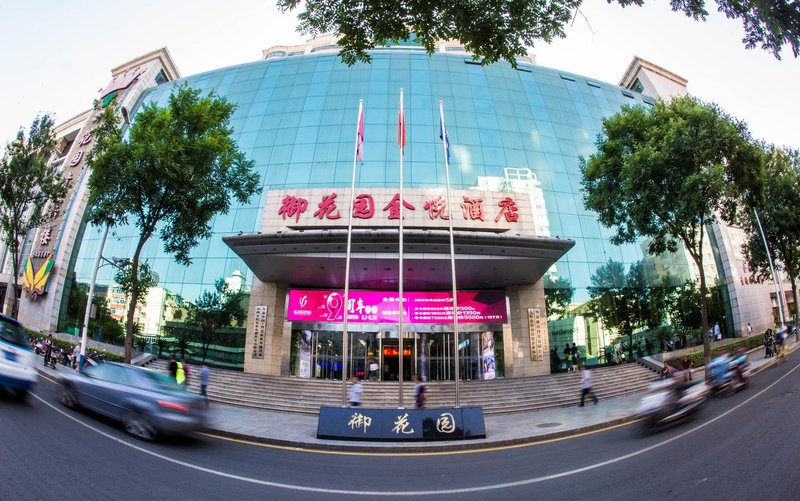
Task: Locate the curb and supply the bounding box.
[202,414,641,453]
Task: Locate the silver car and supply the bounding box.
[58,362,208,440]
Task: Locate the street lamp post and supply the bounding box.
[78,226,124,369]
[753,208,786,329]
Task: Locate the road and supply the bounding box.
[1,356,798,500]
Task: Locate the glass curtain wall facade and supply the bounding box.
[65,48,714,372]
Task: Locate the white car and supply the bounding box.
[0,314,38,400]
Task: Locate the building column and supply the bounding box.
[243,278,287,376]
[505,281,550,377]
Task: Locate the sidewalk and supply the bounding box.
[39,336,796,452]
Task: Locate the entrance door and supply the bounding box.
[381,338,414,381]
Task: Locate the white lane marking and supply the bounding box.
[32,362,799,496]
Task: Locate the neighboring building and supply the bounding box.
[9,41,786,381]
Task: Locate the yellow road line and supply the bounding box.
[199,419,640,457]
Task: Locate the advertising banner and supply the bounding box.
[288,289,507,325]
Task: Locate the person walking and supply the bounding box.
[680,356,692,381]
[714,322,722,341]
[199,363,210,406]
[564,344,573,372]
[571,343,581,370]
[175,358,186,385]
[181,357,191,384]
[43,334,53,367]
[168,354,178,380]
[413,374,428,408]
[579,368,598,406]
[348,375,363,407]
[746,322,753,337]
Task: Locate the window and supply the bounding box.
[631,78,645,93]
[154,69,167,85]
[310,45,342,53]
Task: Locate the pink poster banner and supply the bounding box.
[287,289,507,325]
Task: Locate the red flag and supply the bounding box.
[397,104,406,155]
[356,109,365,163]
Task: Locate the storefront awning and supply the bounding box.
[223,229,574,290]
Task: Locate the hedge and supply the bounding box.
[665,335,766,369]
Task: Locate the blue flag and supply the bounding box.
[439,118,450,162]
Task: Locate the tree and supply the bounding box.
[86,87,260,363]
[587,259,651,360]
[544,275,574,318]
[114,260,159,307]
[186,279,247,362]
[279,0,800,66]
[0,115,69,316]
[581,95,763,368]
[741,146,800,331]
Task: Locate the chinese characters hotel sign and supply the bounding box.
[263,188,535,235]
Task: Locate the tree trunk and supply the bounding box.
[687,244,711,372]
[792,278,799,342]
[124,238,146,364]
[7,241,21,317]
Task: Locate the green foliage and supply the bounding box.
[580,95,764,364]
[186,278,247,362]
[114,260,159,306]
[587,260,651,335]
[0,114,69,315]
[651,325,674,351]
[666,335,766,368]
[544,275,574,318]
[85,86,260,363]
[741,146,800,324]
[278,0,800,67]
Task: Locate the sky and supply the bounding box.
[1,1,798,150]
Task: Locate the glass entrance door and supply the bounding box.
[380,337,414,381]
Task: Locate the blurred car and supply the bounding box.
[0,313,38,400]
[57,362,208,440]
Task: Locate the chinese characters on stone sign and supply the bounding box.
[436,413,456,434]
[348,413,372,433]
[392,413,415,435]
[278,192,519,224]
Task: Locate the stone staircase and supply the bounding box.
[145,359,657,416]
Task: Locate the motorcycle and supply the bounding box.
[708,352,750,395]
[636,376,710,433]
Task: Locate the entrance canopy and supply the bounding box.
[223,229,574,290]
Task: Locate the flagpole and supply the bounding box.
[398,88,405,408]
[439,100,461,407]
[341,99,363,406]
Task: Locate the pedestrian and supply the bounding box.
[368,356,379,381]
[746,322,753,337]
[680,355,692,381]
[564,344,573,372]
[168,354,178,380]
[72,343,80,370]
[572,343,581,370]
[413,374,427,408]
[660,362,671,380]
[714,322,722,341]
[181,357,191,384]
[199,363,210,406]
[43,334,53,366]
[764,329,774,357]
[348,375,363,407]
[579,368,598,406]
[175,358,186,385]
